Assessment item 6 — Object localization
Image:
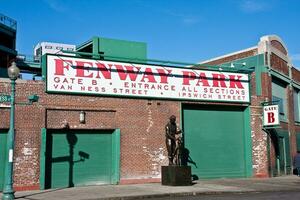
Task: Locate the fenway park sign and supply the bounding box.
[46,55,250,103]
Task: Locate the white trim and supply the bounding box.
[259,35,289,55]
[0,104,11,108]
[199,46,257,64]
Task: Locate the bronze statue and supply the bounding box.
[165,115,182,165]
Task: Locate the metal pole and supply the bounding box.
[2,79,16,200]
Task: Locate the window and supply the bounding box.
[35,47,41,56]
[56,46,63,50]
[294,89,300,123]
[67,47,74,51]
[45,45,52,49]
[272,78,287,122]
[272,96,284,114]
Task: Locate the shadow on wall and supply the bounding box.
[45,132,90,189]
[181,147,199,181]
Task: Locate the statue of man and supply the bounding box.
[165,115,182,165]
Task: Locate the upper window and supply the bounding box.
[35,47,42,56]
[272,78,287,122]
[294,89,300,123]
[45,45,52,49]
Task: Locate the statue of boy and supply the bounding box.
[165,115,182,165]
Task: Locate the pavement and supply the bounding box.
[2,176,300,200]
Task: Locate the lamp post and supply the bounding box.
[2,62,20,200]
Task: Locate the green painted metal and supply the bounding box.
[39,128,47,190]
[218,54,266,95]
[275,130,291,174]
[0,68,8,78]
[270,70,290,84]
[0,131,8,191]
[76,36,147,63]
[41,54,47,81]
[2,79,16,200]
[293,82,300,90]
[243,107,253,177]
[111,129,120,184]
[272,78,288,122]
[45,130,115,189]
[296,133,300,152]
[294,90,300,123]
[0,45,17,55]
[183,105,250,178]
[0,95,11,103]
[98,37,147,62]
[92,37,100,59]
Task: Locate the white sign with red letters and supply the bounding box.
[263,105,280,126]
[46,55,250,103]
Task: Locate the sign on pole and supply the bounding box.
[0,94,11,103]
[263,104,280,127]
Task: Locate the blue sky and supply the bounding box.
[1,0,300,67]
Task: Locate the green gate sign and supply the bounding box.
[0,94,11,103]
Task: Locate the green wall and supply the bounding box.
[0,130,8,191]
[41,129,120,189]
[97,37,147,62]
[182,105,252,179]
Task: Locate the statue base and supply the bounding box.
[161,165,192,186]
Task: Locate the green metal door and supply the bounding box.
[183,105,249,179]
[45,130,114,189]
[0,130,7,191]
[276,130,291,175]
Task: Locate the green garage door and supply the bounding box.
[0,131,7,191]
[183,105,251,179]
[45,130,116,189]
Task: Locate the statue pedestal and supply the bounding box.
[161,165,192,186]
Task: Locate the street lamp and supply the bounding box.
[2,62,20,200]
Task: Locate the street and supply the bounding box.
[150,191,300,200]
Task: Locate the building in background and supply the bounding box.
[0,13,17,78]
[33,42,76,62]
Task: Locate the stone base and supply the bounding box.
[161,165,192,186]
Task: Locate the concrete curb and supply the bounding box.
[86,189,300,200]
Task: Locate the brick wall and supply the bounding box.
[1,80,181,189]
[292,68,300,84]
[271,40,287,55]
[250,72,270,177]
[270,53,289,76]
[203,49,258,66]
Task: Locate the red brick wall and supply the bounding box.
[250,72,270,177]
[1,80,181,189]
[270,53,289,76]
[203,49,258,66]
[292,68,300,84]
[271,40,287,55]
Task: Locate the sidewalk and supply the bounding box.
[4,176,300,200]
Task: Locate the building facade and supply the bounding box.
[201,35,300,177]
[0,35,299,191]
[0,13,17,78]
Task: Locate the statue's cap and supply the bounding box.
[169,115,176,120]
